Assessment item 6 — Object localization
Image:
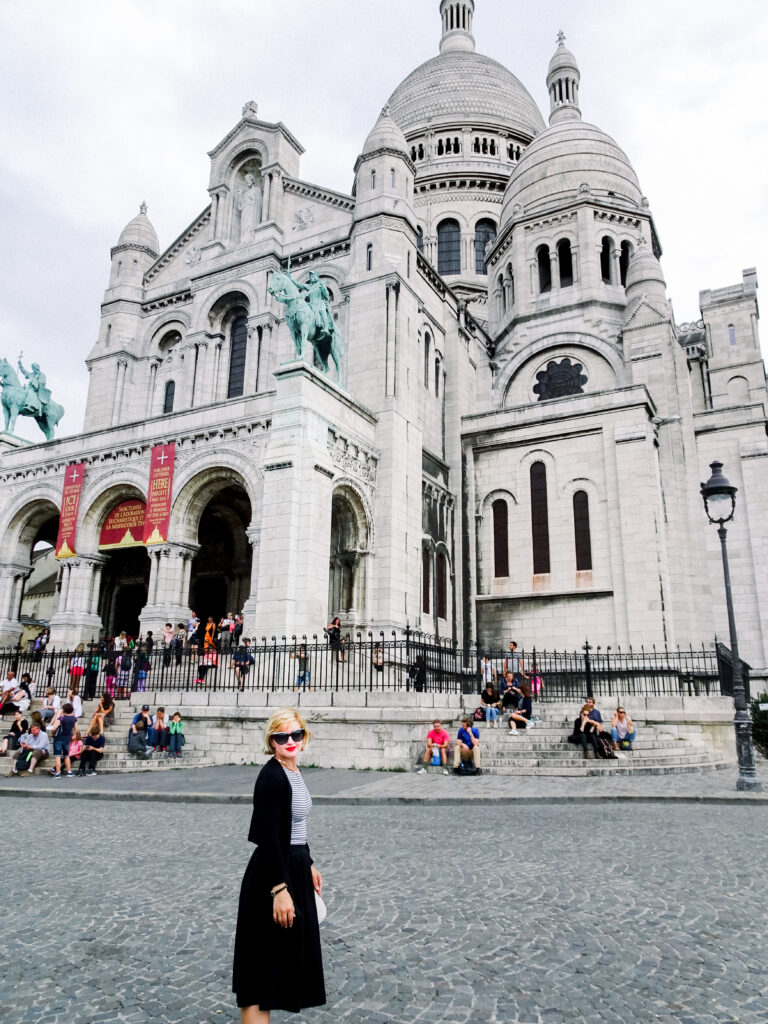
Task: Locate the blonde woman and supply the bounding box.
[232,707,326,1022]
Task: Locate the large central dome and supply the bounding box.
[387,50,545,138]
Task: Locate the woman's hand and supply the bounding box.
[273,888,295,928]
[311,865,323,896]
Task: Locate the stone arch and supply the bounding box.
[171,459,262,546]
[78,474,148,553]
[221,141,269,183]
[328,480,373,626]
[496,333,624,408]
[0,485,62,563]
[145,312,191,355]
[727,375,750,404]
[203,287,255,333]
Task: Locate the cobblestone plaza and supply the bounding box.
[3,795,766,1023]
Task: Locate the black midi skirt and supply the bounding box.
[232,844,326,1012]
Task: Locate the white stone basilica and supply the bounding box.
[1,1,766,676]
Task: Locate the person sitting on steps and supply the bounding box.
[508,681,533,732]
[423,719,450,767]
[453,717,481,773]
[480,681,501,728]
[611,706,636,751]
[568,703,601,759]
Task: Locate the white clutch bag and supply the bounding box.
[315,893,327,924]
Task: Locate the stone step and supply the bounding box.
[480,752,721,769]
[486,761,730,777]
[7,754,215,777]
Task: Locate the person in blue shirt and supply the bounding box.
[584,697,603,729]
[452,717,481,772]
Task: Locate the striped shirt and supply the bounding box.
[282,766,312,845]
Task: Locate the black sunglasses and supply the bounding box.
[271,729,306,745]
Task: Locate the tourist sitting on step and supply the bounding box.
[68,729,83,770]
[40,686,61,723]
[66,682,83,720]
[424,719,450,766]
[480,681,501,727]
[9,722,49,775]
[611,707,636,751]
[89,692,115,734]
[453,717,481,773]
[568,704,601,759]
[0,670,18,714]
[149,707,170,751]
[79,724,105,775]
[584,697,603,730]
[168,712,184,758]
[127,719,150,759]
[500,674,520,709]
[234,638,256,691]
[508,681,533,732]
[130,705,154,735]
[0,710,28,756]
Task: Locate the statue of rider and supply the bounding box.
[17,356,50,417]
[297,271,335,338]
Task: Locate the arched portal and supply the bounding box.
[189,483,252,625]
[99,546,151,638]
[328,486,369,625]
[3,498,61,646]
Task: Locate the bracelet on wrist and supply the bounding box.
[270,884,288,899]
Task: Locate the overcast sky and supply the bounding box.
[1,0,766,441]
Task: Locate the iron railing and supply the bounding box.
[0,631,736,702]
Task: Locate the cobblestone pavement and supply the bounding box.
[3,797,767,1024]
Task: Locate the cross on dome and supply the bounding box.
[556,29,566,46]
[139,201,148,215]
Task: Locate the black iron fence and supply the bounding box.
[0,631,741,703]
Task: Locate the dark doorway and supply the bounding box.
[99,546,150,639]
[189,484,252,624]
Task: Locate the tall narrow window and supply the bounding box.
[422,547,431,614]
[424,332,431,388]
[728,323,737,346]
[497,274,506,316]
[434,357,440,397]
[530,461,550,574]
[557,238,573,287]
[492,499,509,577]
[416,226,424,253]
[619,240,632,286]
[370,169,376,190]
[390,168,395,187]
[227,313,248,398]
[600,237,613,283]
[573,490,592,571]
[537,245,551,293]
[436,552,447,619]
[437,219,461,275]
[474,218,497,274]
[507,264,515,305]
[366,244,373,271]
[163,380,175,414]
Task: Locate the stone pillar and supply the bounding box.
[241,526,261,637]
[112,360,128,426]
[48,555,106,647]
[140,542,199,636]
[0,562,32,647]
[146,362,159,418]
[261,174,272,224]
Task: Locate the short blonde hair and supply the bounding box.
[263,706,312,755]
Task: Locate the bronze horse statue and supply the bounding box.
[0,358,64,441]
[268,269,343,385]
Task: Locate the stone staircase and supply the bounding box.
[6,698,214,776]
[428,701,733,777]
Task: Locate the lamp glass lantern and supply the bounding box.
[700,460,737,525]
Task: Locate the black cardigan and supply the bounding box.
[247,757,312,889]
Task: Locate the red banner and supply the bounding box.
[55,463,86,559]
[143,443,175,545]
[99,500,146,549]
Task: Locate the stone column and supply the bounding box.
[0,562,32,647]
[261,174,272,224]
[240,526,261,636]
[48,555,106,647]
[140,542,199,636]
[111,360,128,426]
[146,361,159,418]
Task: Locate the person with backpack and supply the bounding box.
[453,717,481,774]
[48,701,78,777]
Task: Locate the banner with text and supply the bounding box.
[99,500,146,549]
[143,443,175,545]
[55,462,86,559]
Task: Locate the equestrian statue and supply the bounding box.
[0,354,64,441]
[268,266,343,385]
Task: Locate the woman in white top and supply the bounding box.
[611,707,636,751]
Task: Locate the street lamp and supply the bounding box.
[700,460,762,791]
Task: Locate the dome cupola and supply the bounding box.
[361,104,409,158]
[439,0,475,53]
[547,31,581,125]
[624,238,667,302]
[116,201,159,255]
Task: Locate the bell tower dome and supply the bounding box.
[547,31,581,125]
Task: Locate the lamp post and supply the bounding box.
[700,460,762,791]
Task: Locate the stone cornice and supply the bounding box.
[284,240,351,270]
[414,188,504,208]
[353,148,416,175]
[142,291,193,314]
[283,176,354,210]
[207,117,304,159]
[145,207,212,284]
[110,243,158,260]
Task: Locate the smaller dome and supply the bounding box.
[548,33,579,76]
[501,120,642,224]
[625,242,666,297]
[362,105,409,158]
[117,202,159,253]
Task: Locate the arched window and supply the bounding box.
[497,274,506,316]
[728,323,737,346]
[422,547,431,614]
[437,139,444,156]
[537,245,551,293]
[163,380,175,414]
[424,331,431,388]
[619,241,632,286]
[557,239,574,288]
[366,244,373,271]
[437,219,461,275]
[507,263,515,306]
[436,552,447,619]
[370,169,376,190]
[530,461,550,574]
[418,143,424,159]
[434,356,440,397]
[600,237,614,283]
[416,226,424,253]
[227,312,248,398]
[492,499,509,577]
[573,490,592,571]
[390,168,396,187]
[411,146,417,161]
[474,218,497,274]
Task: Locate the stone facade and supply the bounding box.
[0,3,766,679]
